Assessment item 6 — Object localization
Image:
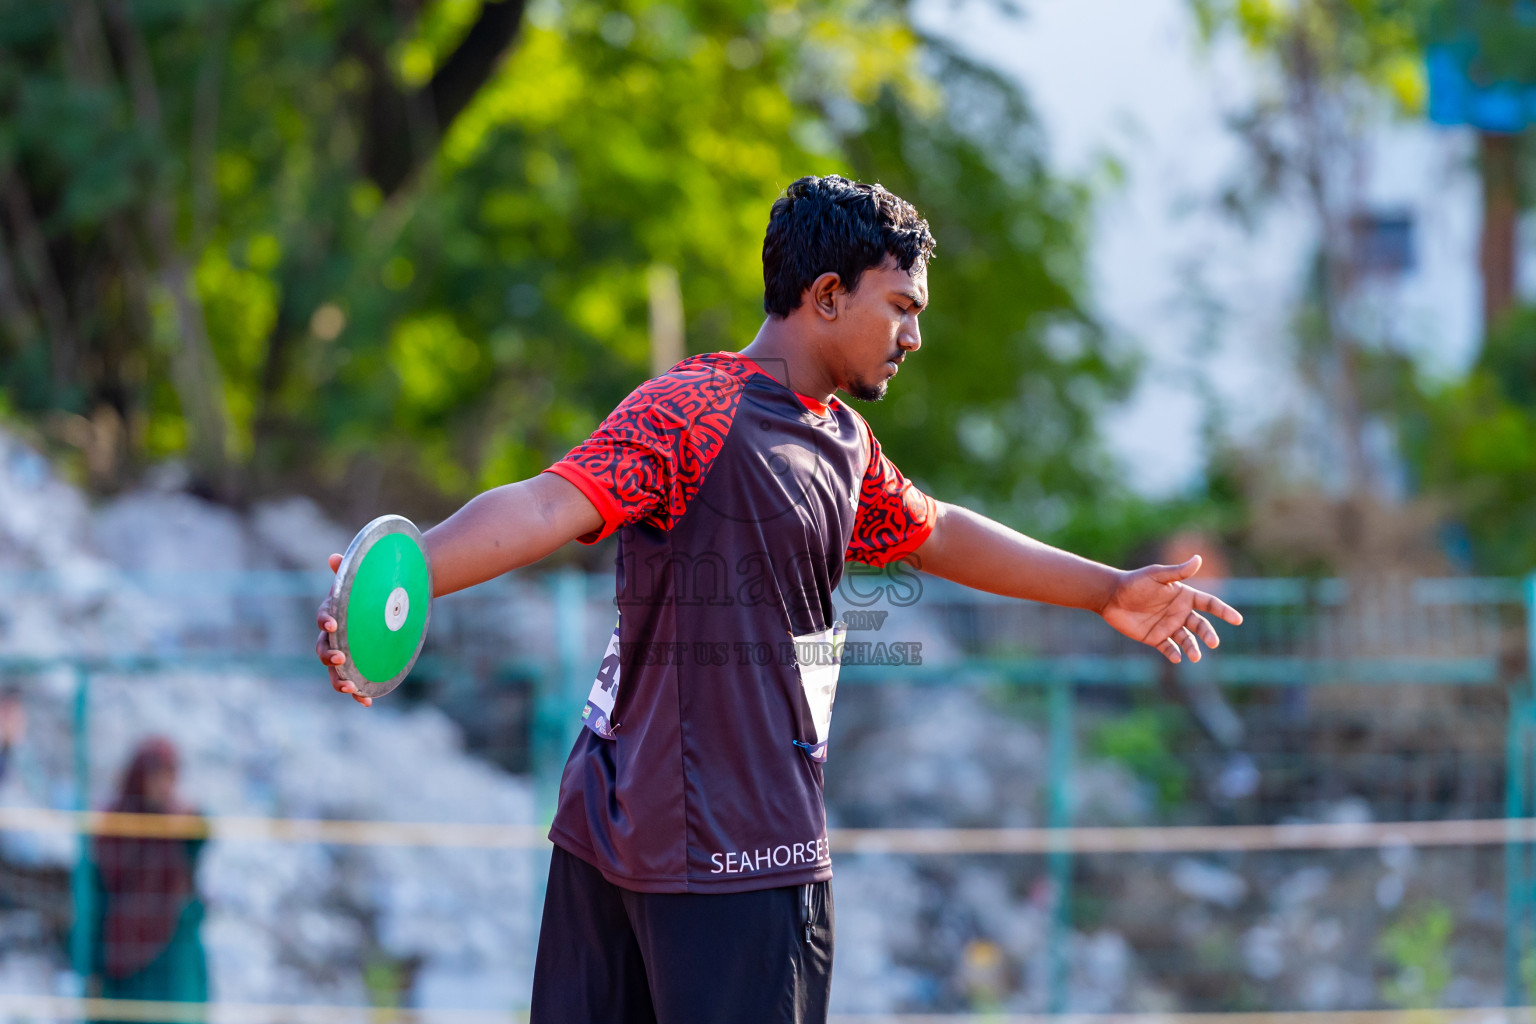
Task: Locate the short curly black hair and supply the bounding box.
[762,175,935,318]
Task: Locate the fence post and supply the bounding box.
[534,570,589,819]
[1047,675,1074,1014]
[1507,693,1527,1007]
[528,571,590,944]
[68,664,93,983]
[1510,574,1536,1005]
[1529,697,1536,1011]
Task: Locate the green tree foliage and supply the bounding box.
[1423,0,1536,81]
[847,50,1134,539]
[1378,901,1453,1008]
[1191,0,1428,113]
[0,0,1130,546]
[1190,0,1536,120]
[1400,306,1536,572]
[1087,704,1190,809]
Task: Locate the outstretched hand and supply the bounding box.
[315,552,373,707]
[1100,555,1243,663]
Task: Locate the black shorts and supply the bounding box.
[530,845,833,1024]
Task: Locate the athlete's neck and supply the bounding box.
[739,318,838,403]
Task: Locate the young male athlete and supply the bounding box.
[314,174,1243,1023]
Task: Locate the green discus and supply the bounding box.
[328,515,432,698]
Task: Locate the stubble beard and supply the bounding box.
[846,376,888,403]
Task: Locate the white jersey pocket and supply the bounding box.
[792,621,845,762]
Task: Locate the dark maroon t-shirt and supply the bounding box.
[542,351,934,893]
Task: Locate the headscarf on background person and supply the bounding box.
[94,737,198,980]
[0,690,25,784]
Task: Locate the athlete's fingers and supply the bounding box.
[1158,636,1182,663]
[315,631,344,665]
[320,637,368,706]
[332,675,370,705]
[318,556,346,680]
[1187,611,1220,649]
[1177,626,1201,663]
[1149,555,1201,585]
[1192,588,1243,626]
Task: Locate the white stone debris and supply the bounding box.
[0,433,539,1010]
[1172,858,1249,909]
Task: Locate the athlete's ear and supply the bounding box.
[807,272,841,321]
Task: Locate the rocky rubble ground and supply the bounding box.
[826,683,1506,1014]
[0,435,539,1009]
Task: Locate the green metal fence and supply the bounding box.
[0,570,1532,1016]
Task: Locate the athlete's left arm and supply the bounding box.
[912,501,1243,664]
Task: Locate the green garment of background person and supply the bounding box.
[87,738,209,1024]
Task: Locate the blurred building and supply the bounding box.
[927,0,1520,498]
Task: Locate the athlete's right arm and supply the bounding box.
[314,473,604,705]
[420,473,604,597]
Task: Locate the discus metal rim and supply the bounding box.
[328,514,432,699]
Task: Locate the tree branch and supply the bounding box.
[0,233,43,354]
[189,6,229,249]
[362,0,528,195]
[425,0,526,134]
[1,172,80,392]
[103,0,233,493]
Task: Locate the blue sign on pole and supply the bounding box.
[1428,42,1536,132]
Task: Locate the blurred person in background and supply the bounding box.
[0,690,31,919]
[0,689,25,783]
[88,737,208,1022]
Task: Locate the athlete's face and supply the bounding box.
[831,257,926,403]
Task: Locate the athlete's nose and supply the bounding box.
[899,320,922,354]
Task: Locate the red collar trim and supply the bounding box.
[794,392,831,415]
[721,352,835,416]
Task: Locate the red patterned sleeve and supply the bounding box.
[845,417,936,566]
[543,357,749,544]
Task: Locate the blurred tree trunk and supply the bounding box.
[359,0,528,196]
[1283,21,1374,500]
[255,0,529,482]
[1479,131,1520,333]
[0,174,80,396]
[104,0,232,494]
[647,264,684,379]
[0,0,530,497]
[0,237,41,356]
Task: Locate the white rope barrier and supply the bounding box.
[0,995,516,1024]
[831,818,1536,855]
[825,1014,1535,1024]
[0,995,1529,1024]
[2,807,1535,854]
[0,807,547,848]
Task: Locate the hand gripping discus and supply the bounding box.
[327,515,433,699]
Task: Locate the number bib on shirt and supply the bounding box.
[581,618,847,754]
[582,621,622,739]
[791,621,846,762]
